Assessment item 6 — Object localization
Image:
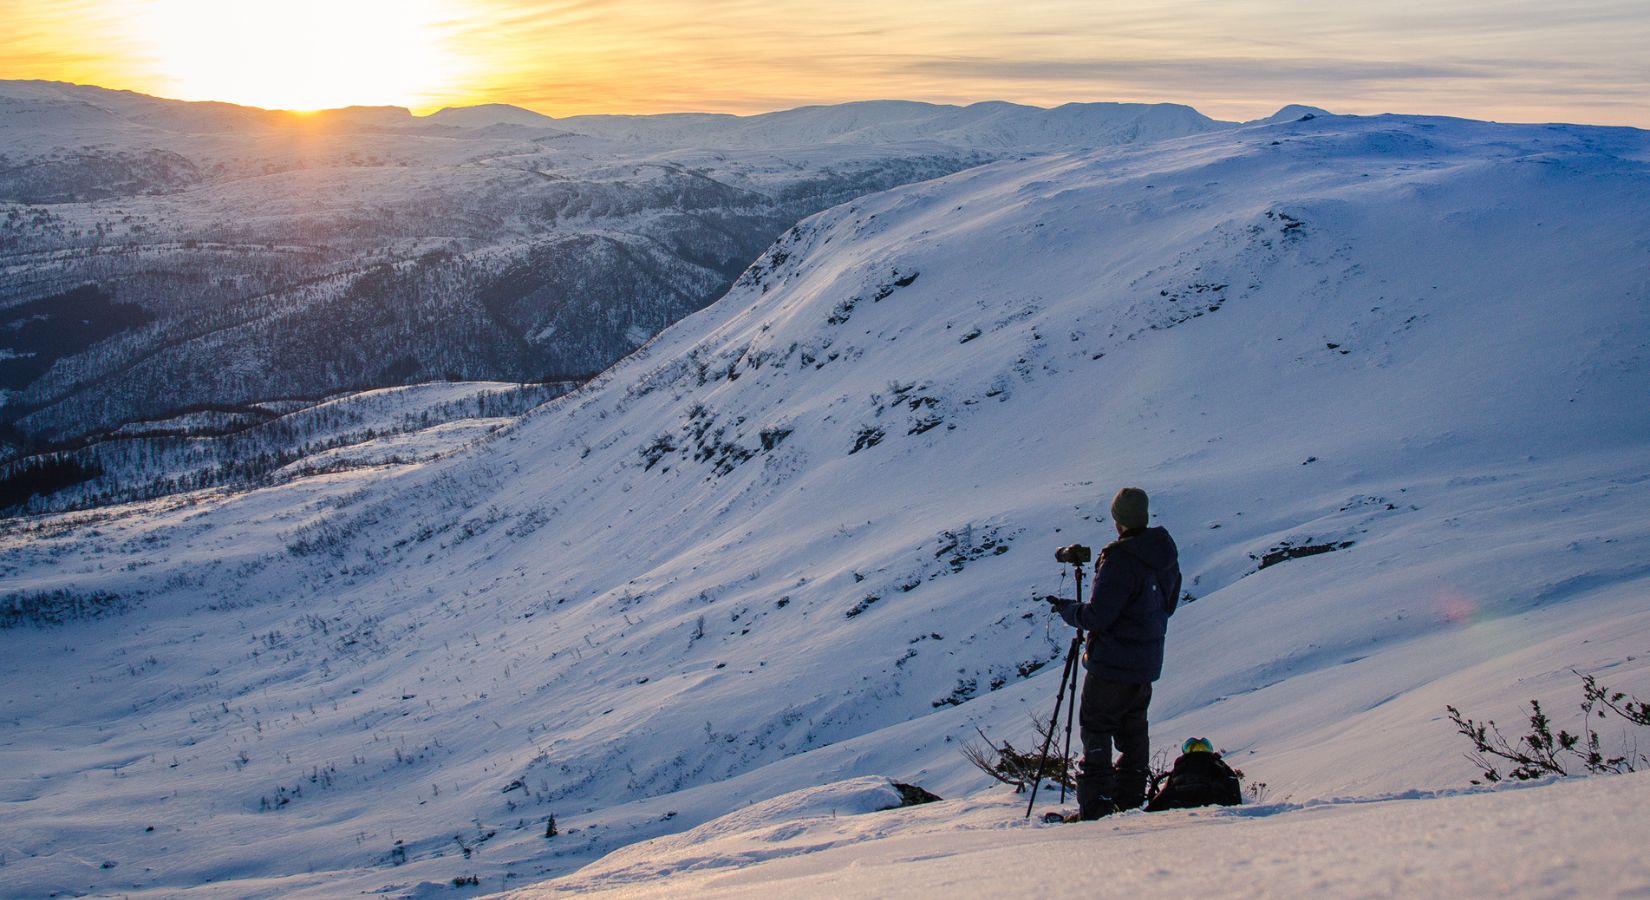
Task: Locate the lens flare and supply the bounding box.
[1437,590,1477,625]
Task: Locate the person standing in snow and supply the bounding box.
[1051,487,1181,820]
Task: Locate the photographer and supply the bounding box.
[1050,487,1181,820]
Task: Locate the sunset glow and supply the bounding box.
[1,0,1646,125]
[133,0,471,111]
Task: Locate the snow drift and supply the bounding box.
[526,770,1650,897]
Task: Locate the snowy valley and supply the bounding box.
[0,81,1242,515]
[0,111,1648,897]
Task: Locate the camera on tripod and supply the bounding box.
[1027,541,1095,818]
[1054,543,1091,566]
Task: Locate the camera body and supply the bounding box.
[1054,543,1092,566]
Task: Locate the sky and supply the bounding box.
[1,0,1646,126]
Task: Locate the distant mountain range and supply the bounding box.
[434,97,1237,149]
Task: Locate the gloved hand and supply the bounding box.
[1044,595,1081,628]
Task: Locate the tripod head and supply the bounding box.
[1053,543,1092,606]
[1054,543,1091,566]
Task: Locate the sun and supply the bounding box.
[133,0,470,111]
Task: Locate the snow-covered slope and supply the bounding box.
[1,113,1647,898]
[0,82,1240,478]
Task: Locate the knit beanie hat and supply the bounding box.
[1111,487,1149,530]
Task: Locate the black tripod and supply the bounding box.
[1024,564,1085,819]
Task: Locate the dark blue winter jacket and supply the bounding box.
[1057,526,1181,683]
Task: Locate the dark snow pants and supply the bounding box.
[1077,674,1152,818]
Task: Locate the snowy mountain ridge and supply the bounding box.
[0,81,1255,149]
[1,112,1647,897]
[545,99,1228,150]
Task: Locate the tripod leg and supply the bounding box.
[1058,568,1087,805]
[1024,632,1084,818]
[1059,645,1080,803]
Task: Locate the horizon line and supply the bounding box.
[6,76,1318,124]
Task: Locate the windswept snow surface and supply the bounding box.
[524,772,1650,897]
[1,113,1648,897]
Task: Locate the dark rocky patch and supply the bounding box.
[887,782,943,807]
[850,426,885,454]
[1253,539,1355,570]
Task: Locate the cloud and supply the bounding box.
[900,56,1498,86]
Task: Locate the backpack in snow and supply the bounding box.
[1146,750,1243,811]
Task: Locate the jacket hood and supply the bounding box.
[1105,525,1179,571]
